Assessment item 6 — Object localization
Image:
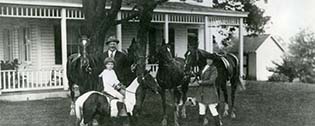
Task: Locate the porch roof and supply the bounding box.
[0,0,248,17]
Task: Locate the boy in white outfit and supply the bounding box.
[99,57,125,101]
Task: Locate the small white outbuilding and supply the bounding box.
[231,34,285,81]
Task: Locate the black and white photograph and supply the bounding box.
[0,0,314,126]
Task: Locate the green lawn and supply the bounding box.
[0,81,315,126]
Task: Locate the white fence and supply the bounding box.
[0,67,64,93]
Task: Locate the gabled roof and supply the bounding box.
[0,0,248,17]
[230,34,285,53]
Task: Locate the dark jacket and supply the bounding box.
[196,64,219,104]
[102,50,129,85]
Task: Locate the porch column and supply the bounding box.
[204,16,212,52]
[239,18,244,78]
[116,11,122,51]
[164,14,169,44]
[61,8,68,90]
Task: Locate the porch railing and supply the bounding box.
[0,64,158,93]
[0,67,64,92]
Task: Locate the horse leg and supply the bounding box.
[69,81,75,116]
[180,83,189,118]
[160,89,168,126]
[230,78,238,119]
[131,88,147,125]
[173,89,181,126]
[220,79,229,117]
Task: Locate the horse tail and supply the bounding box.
[227,53,239,77]
[227,53,246,90]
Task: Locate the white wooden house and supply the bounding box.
[0,0,248,100]
[231,34,285,81]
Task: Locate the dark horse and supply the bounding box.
[153,42,190,126]
[74,70,160,126]
[67,36,161,125]
[185,48,246,118]
[67,36,103,115]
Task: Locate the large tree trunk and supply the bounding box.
[82,0,122,55]
[134,0,167,76]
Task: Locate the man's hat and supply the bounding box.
[105,36,119,45]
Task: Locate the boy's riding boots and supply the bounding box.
[214,115,223,126]
[198,115,209,126]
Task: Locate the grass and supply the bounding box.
[0,81,315,126]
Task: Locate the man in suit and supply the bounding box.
[102,36,129,86]
[195,58,222,126]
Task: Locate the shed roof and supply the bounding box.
[230,34,284,53]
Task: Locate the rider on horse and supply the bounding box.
[99,57,127,117]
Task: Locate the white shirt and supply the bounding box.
[202,65,210,74]
[108,50,117,58]
[99,69,120,87]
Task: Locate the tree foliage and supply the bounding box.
[269,29,315,83]
[268,56,297,82]
[213,0,270,35]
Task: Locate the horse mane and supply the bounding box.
[197,49,217,59]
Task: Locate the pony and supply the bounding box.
[184,48,246,118]
[67,35,103,115]
[74,70,160,126]
[153,41,190,126]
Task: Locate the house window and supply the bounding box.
[187,28,199,49]
[18,27,32,62]
[3,29,13,61]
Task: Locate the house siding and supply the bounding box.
[0,29,3,60]
[0,19,60,70]
[38,21,56,69]
[256,37,284,81]
[122,23,138,51]
[174,25,188,58]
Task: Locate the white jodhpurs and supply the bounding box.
[199,103,219,116]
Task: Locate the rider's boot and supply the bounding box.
[214,115,223,126]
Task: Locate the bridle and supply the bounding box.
[184,50,201,83]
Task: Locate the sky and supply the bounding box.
[256,0,315,43]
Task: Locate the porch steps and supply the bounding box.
[0,89,69,102]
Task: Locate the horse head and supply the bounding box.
[184,48,200,74]
[155,40,174,64]
[79,35,93,74]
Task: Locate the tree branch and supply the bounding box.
[114,13,139,25]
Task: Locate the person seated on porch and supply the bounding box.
[99,57,126,102]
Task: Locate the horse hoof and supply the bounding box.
[223,111,229,117]
[175,122,180,126]
[70,109,75,116]
[161,119,167,126]
[181,113,187,119]
[231,112,236,119]
[92,119,98,126]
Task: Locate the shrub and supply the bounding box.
[268,73,290,82]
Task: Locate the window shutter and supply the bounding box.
[3,29,10,61]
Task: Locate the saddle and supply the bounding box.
[216,54,234,79]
